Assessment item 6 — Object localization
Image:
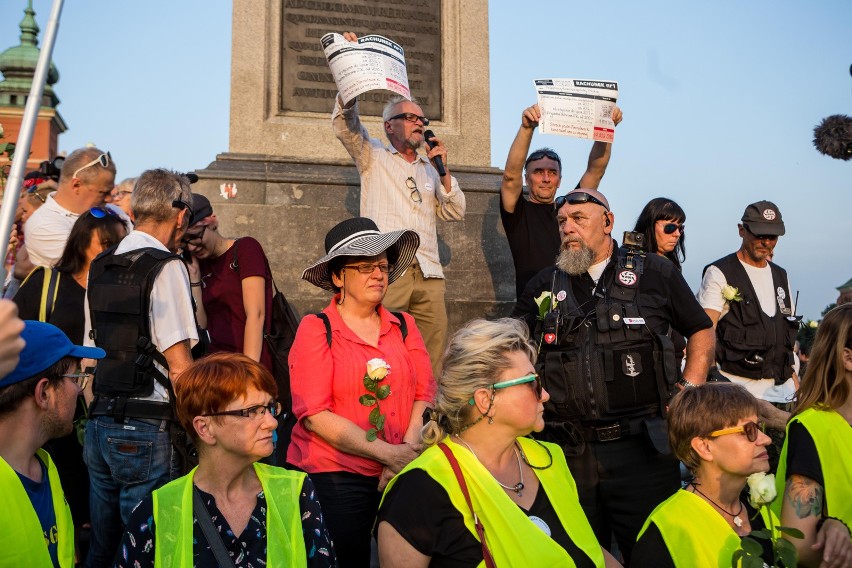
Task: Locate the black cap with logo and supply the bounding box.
[741,200,785,237]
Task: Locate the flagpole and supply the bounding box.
[0,0,65,286]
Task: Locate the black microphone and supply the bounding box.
[423,129,446,176]
[813,114,852,161]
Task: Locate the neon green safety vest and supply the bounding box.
[382,436,604,567]
[152,462,307,568]
[638,489,778,568]
[775,407,852,523]
[0,449,74,568]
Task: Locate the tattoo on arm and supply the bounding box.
[785,475,824,519]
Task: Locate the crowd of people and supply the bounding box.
[1,32,851,568]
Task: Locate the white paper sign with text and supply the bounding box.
[322,33,410,104]
[534,79,618,142]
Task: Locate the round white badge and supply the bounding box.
[777,287,786,300]
[618,270,637,286]
[556,290,567,302]
[762,209,776,220]
[528,515,552,536]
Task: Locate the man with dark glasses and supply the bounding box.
[512,187,714,563]
[16,147,116,277]
[697,200,796,471]
[331,32,466,375]
[83,169,199,566]
[501,103,623,299]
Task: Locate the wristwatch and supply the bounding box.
[678,377,700,388]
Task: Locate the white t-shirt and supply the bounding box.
[24,193,79,267]
[588,256,610,285]
[697,261,795,403]
[84,230,198,402]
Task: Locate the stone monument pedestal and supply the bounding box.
[194,154,513,329]
[195,0,516,331]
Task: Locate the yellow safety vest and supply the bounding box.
[775,407,852,523]
[638,489,777,568]
[0,449,74,568]
[382,436,604,568]
[152,462,307,568]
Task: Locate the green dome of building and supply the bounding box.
[0,0,60,108]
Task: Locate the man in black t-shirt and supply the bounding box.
[500,103,623,299]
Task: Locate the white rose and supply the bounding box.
[722,285,739,302]
[746,472,777,507]
[808,320,818,329]
[534,291,554,308]
[366,358,390,380]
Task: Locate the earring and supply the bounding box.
[488,416,494,424]
[468,398,476,405]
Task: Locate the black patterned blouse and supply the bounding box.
[113,475,336,567]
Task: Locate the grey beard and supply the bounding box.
[556,245,595,275]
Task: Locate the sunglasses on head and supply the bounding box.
[553,191,609,211]
[662,222,685,235]
[388,112,429,126]
[525,150,562,169]
[172,199,195,225]
[491,373,543,400]
[72,152,112,179]
[88,206,119,219]
[709,420,766,442]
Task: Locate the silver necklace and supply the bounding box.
[455,436,525,497]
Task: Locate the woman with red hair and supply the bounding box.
[113,353,336,567]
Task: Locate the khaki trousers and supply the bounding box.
[383,261,447,376]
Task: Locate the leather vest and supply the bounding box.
[535,249,678,426]
[707,254,797,383]
[87,246,178,398]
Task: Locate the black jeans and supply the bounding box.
[309,471,381,568]
[565,435,680,566]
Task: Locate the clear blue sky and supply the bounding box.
[2,0,850,319]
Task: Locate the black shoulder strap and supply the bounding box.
[391,311,408,341]
[132,248,183,374]
[193,487,237,568]
[316,310,408,349]
[316,312,332,347]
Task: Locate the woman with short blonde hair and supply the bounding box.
[378,318,619,567]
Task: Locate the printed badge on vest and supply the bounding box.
[622,352,642,377]
[617,270,638,287]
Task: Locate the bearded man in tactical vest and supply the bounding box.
[82,169,199,568]
[697,200,797,471]
[513,188,715,564]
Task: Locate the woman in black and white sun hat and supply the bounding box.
[288,217,437,565]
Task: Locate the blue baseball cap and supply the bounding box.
[0,321,106,388]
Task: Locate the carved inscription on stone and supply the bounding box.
[280,0,442,120]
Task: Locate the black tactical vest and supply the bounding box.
[87,246,179,397]
[706,253,798,384]
[535,249,679,426]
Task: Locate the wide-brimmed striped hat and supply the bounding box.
[302,217,420,290]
